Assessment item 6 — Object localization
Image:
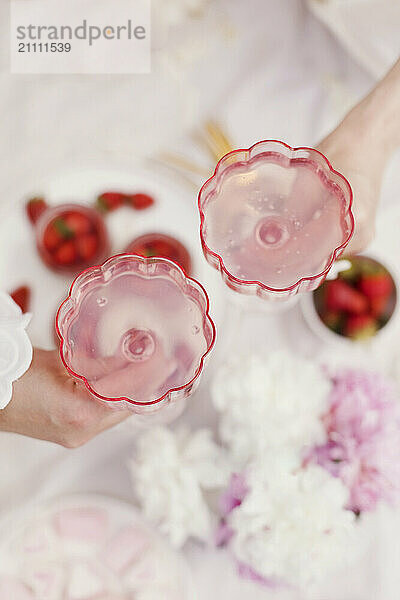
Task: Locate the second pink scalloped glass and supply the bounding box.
[199,141,354,300]
[56,255,215,419]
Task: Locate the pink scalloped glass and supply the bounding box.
[56,254,216,414]
[198,140,354,300]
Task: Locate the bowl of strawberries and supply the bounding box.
[125,233,192,275]
[27,199,110,275]
[302,255,398,343]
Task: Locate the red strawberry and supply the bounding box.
[321,310,341,331]
[43,222,64,251]
[53,240,77,265]
[10,286,30,313]
[370,295,389,319]
[345,314,377,340]
[26,197,47,224]
[76,233,98,261]
[358,273,393,299]
[325,279,368,315]
[63,211,92,235]
[127,193,155,210]
[125,233,192,274]
[96,192,126,213]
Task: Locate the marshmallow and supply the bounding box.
[23,562,64,600]
[124,547,176,590]
[21,525,53,555]
[53,508,108,543]
[66,562,106,600]
[100,526,150,574]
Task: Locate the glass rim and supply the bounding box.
[198,139,355,295]
[55,253,216,408]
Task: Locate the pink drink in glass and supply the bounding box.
[199,141,354,299]
[56,255,215,413]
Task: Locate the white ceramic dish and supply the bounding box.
[0,158,222,351]
[301,252,400,350]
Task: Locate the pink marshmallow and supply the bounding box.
[0,577,34,600]
[100,526,150,574]
[22,527,50,554]
[124,549,171,589]
[25,564,64,599]
[66,562,106,600]
[126,558,154,586]
[53,507,108,543]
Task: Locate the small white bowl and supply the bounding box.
[301,254,400,350]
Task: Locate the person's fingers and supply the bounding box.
[92,352,177,403]
[99,406,132,430]
[55,380,131,444]
[283,161,325,222]
[67,352,128,381]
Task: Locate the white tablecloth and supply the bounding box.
[1,1,400,598]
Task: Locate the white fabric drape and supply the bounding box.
[0,293,32,409]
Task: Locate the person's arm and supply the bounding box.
[318,57,400,254]
[0,292,129,447]
[0,348,130,448]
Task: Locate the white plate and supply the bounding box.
[0,493,195,599]
[0,158,222,350]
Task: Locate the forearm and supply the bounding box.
[352,58,400,154]
[324,58,400,163]
[317,57,400,253]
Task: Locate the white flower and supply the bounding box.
[227,456,356,588]
[129,426,230,548]
[213,352,330,466]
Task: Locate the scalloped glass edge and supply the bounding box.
[198,140,355,300]
[56,253,216,413]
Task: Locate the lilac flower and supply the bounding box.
[216,472,279,585]
[216,473,248,547]
[311,369,400,513]
[219,473,248,517]
[237,563,283,589]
